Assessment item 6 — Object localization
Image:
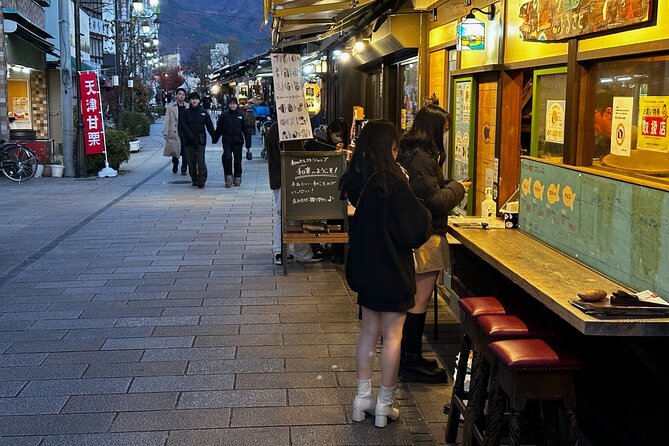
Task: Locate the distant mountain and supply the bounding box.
[158,0,270,64]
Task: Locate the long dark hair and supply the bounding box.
[399,104,450,167]
[340,120,404,200]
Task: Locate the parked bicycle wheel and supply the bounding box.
[1,144,38,182]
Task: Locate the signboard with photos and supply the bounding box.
[271,53,313,142]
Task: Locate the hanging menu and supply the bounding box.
[280,151,347,221]
[271,53,313,142]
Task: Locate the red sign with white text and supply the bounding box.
[78,71,106,155]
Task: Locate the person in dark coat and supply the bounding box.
[181,91,216,188]
[340,120,432,428]
[214,96,253,187]
[397,104,470,383]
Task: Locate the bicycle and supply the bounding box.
[0,140,38,182]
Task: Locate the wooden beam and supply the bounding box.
[498,70,522,206]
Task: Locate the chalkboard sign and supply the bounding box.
[280,151,347,221]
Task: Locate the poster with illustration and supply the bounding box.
[545,100,565,144]
[611,96,634,156]
[271,53,313,142]
[637,96,669,152]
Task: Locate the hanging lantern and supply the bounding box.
[456,6,495,51]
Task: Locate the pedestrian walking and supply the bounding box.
[340,120,432,428]
[162,87,189,175]
[181,91,216,189]
[265,121,322,265]
[397,104,470,383]
[214,97,253,187]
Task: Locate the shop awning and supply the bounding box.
[263,0,382,48]
[209,51,272,84]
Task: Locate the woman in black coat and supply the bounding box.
[214,96,253,187]
[398,104,470,384]
[341,120,432,428]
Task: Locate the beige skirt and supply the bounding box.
[414,234,450,274]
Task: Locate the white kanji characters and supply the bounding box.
[84,79,97,96]
[87,131,102,146]
[86,114,100,131]
[85,98,98,113]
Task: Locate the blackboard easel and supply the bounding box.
[280,150,348,274]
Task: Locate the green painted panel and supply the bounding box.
[519,159,669,297]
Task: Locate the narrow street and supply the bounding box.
[0,119,460,445]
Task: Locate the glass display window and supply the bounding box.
[530,67,567,163]
[591,54,669,179]
[400,58,418,131]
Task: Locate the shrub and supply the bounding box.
[87,129,131,174]
[154,106,166,116]
[119,111,150,139]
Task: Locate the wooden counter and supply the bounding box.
[448,223,669,336]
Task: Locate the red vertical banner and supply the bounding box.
[78,71,106,155]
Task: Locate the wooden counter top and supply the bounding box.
[448,223,669,336]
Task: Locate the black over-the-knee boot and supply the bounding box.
[399,312,447,383]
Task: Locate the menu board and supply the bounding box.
[271,53,313,142]
[452,77,476,213]
[518,0,652,41]
[281,151,347,221]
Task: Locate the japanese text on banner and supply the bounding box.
[78,71,106,155]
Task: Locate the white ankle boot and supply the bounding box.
[374,385,399,428]
[352,378,375,422]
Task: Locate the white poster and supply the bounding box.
[270,53,313,142]
[611,96,634,156]
[545,100,565,144]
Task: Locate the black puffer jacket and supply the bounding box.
[214,109,253,148]
[181,105,215,145]
[345,174,432,312]
[399,148,465,235]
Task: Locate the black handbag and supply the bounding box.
[246,149,252,160]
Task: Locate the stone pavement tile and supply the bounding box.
[283,332,358,346]
[30,318,118,330]
[102,336,194,350]
[200,314,279,325]
[241,304,318,314]
[290,423,414,446]
[320,322,361,333]
[288,387,355,406]
[142,271,210,279]
[40,431,168,446]
[129,374,235,393]
[114,315,200,327]
[194,334,281,348]
[0,413,115,436]
[168,290,240,299]
[83,361,187,378]
[178,388,286,409]
[165,427,290,446]
[0,381,26,397]
[187,359,284,375]
[0,352,49,366]
[79,307,163,318]
[109,408,231,432]
[0,320,34,331]
[151,324,238,337]
[235,372,337,390]
[230,405,345,427]
[418,401,449,424]
[285,357,359,373]
[318,303,362,313]
[0,396,68,415]
[276,282,348,294]
[328,344,357,357]
[174,276,243,285]
[407,382,451,404]
[161,305,240,316]
[202,297,276,306]
[235,345,329,359]
[140,346,235,362]
[5,339,104,354]
[62,392,178,413]
[240,323,323,334]
[0,436,42,446]
[0,303,49,312]
[93,292,168,302]
[0,364,86,381]
[20,377,131,396]
[43,350,143,365]
[135,284,208,293]
[126,298,204,307]
[63,327,154,340]
[47,301,127,311]
[280,312,359,323]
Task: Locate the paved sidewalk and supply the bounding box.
[0,120,460,445]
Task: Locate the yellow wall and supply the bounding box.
[461,3,502,69]
[429,21,457,48]
[504,0,568,64]
[579,0,669,52]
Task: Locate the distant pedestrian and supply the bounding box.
[340,120,432,428]
[162,87,189,175]
[265,122,322,265]
[214,96,253,187]
[397,104,470,384]
[181,91,216,188]
[202,91,213,113]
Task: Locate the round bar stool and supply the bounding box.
[485,339,582,446]
[445,297,507,445]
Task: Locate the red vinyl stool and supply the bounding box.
[445,297,506,445]
[484,339,582,446]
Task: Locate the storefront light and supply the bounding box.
[456,5,495,51]
[339,52,351,62]
[354,40,365,52]
[303,64,315,75]
[149,0,159,7]
[333,49,342,57]
[132,0,144,13]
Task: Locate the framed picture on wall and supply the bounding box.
[452,76,477,214]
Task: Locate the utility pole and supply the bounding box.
[115,0,124,119]
[59,0,75,177]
